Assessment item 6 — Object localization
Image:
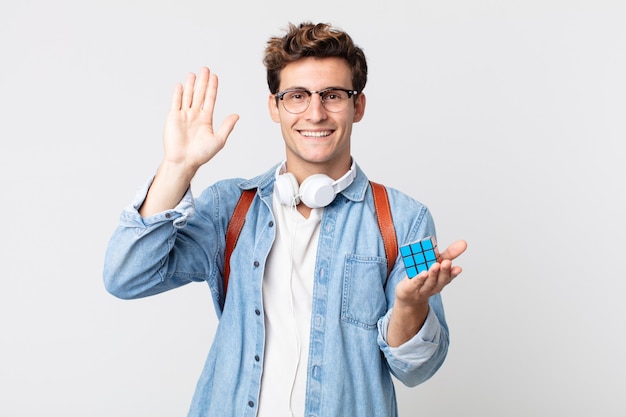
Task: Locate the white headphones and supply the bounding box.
[274,160,356,209]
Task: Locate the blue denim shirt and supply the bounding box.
[103,162,449,417]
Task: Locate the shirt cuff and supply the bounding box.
[119,176,195,228]
[377,307,441,367]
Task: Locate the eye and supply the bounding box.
[285,90,308,101]
[322,90,346,101]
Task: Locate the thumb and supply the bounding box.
[216,113,240,140]
[439,240,468,262]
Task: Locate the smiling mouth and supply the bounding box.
[299,130,333,138]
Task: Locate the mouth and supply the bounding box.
[298,130,333,138]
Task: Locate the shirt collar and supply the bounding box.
[237,159,370,203]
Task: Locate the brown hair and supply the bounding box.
[263,22,368,94]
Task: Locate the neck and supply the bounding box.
[296,204,313,219]
[284,157,353,184]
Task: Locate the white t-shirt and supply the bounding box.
[257,195,324,417]
[257,191,323,417]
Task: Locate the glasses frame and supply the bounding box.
[275,87,359,114]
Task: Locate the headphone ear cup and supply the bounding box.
[300,174,335,209]
[275,172,301,206]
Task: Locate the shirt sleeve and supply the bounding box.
[103,177,211,300]
[377,303,449,387]
[121,177,195,228]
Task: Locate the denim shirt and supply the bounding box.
[103,162,449,417]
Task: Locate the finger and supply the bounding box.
[435,260,462,289]
[215,114,240,142]
[181,72,197,109]
[438,259,454,282]
[202,73,219,116]
[416,264,439,293]
[191,67,210,110]
[439,240,467,262]
[418,274,430,291]
[450,265,463,278]
[170,83,183,111]
[421,261,455,294]
[407,270,428,286]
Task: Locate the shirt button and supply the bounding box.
[248,401,255,407]
[254,355,260,362]
[255,309,261,316]
[268,221,274,227]
[165,212,171,219]
[253,261,260,267]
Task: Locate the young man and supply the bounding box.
[104,22,467,417]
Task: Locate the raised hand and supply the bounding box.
[163,67,239,170]
[394,239,467,305]
[139,67,239,217]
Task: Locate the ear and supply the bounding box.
[268,94,281,123]
[353,92,366,123]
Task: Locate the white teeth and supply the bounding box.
[301,131,331,137]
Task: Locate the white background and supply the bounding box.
[1,0,625,416]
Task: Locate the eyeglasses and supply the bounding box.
[275,87,359,114]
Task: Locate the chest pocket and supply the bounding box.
[341,254,388,330]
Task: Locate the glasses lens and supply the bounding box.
[282,90,310,114]
[320,89,350,112]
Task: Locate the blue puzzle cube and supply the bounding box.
[400,236,440,278]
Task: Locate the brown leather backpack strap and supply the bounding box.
[370,181,398,284]
[224,189,256,297]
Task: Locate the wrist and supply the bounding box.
[157,160,198,184]
[394,299,429,317]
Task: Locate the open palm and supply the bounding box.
[163,66,239,170]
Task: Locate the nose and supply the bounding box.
[305,93,328,121]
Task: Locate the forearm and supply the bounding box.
[386,301,429,347]
[139,161,198,217]
[378,302,449,387]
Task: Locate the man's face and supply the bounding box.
[268,56,366,178]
